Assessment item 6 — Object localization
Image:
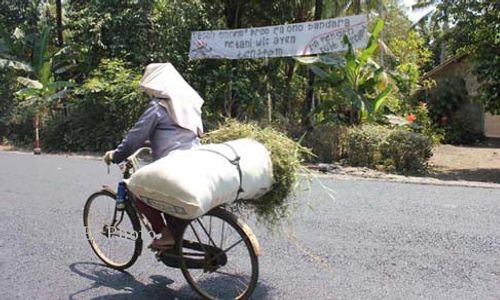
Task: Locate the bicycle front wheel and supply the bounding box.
[83,189,142,270]
[178,207,259,300]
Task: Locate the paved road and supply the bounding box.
[1,151,500,299]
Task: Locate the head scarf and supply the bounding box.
[140,63,204,136]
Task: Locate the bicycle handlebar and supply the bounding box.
[122,147,153,177]
[104,147,152,179]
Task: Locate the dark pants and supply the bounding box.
[135,199,166,233]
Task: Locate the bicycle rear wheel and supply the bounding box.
[83,189,142,270]
[178,207,259,300]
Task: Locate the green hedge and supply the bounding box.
[379,128,433,173]
[302,123,349,163]
[346,125,390,168]
[41,59,148,152]
[305,124,433,174]
[347,125,432,174]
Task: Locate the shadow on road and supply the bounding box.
[474,138,500,148]
[69,262,272,299]
[69,262,183,299]
[428,168,500,184]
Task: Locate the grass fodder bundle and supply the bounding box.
[202,119,311,228]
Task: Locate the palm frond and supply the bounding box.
[0,58,33,72]
[45,81,75,90]
[16,87,41,98]
[48,88,71,101]
[33,26,50,77]
[17,77,43,89]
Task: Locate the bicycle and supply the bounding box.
[83,147,261,300]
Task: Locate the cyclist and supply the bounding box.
[103,63,204,250]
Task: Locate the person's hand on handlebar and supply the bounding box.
[103,150,115,165]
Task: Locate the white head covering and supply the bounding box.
[140,63,204,136]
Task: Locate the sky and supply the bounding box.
[401,0,435,23]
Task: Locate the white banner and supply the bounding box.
[189,14,368,60]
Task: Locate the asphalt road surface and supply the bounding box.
[1,151,500,299]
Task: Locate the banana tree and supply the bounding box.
[297,19,392,125]
[0,26,73,153]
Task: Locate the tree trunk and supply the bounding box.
[440,20,449,64]
[302,0,323,130]
[56,0,63,47]
[354,0,362,14]
[224,0,242,118]
[283,59,295,118]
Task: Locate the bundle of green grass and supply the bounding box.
[202,119,311,227]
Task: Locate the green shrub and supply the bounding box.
[303,124,349,163]
[343,125,433,174]
[408,102,444,145]
[41,59,147,152]
[346,125,390,168]
[427,76,468,124]
[3,105,36,148]
[0,70,35,147]
[0,72,16,143]
[423,76,484,145]
[443,116,485,145]
[380,129,433,174]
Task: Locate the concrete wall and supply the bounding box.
[429,57,486,136]
[485,113,500,138]
[432,57,480,100]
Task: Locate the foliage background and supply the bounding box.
[0,0,497,168]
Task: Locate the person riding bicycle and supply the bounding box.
[103,63,204,250]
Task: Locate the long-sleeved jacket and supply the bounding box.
[112,98,200,163]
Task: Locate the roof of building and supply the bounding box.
[422,53,468,79]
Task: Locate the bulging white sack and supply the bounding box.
[125,138,273,219]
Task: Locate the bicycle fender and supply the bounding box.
[237,219,261,256]
[101,185,116,195]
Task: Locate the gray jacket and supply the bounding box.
[112,98,200,163]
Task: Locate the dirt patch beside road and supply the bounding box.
[429,138,500,184]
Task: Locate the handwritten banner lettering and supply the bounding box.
[189,14,368,60]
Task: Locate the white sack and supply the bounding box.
[125,138,273,219]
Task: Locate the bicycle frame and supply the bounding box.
[102,147,158,240]
[86,147,260,298]
[106,146,261,261]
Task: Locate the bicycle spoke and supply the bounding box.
[188,222,209,253]
[223,237,245,253]
[114,210,125,227]
[209,216,212,240]
[200,239,245,270]
[180,209,258,300]
[196,219,218,248]
[212,271,248,292]
[220,220,225,249]
[212,269,250,296]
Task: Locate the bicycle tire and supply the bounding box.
[83,189,142,270]
[178,207,259,300]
